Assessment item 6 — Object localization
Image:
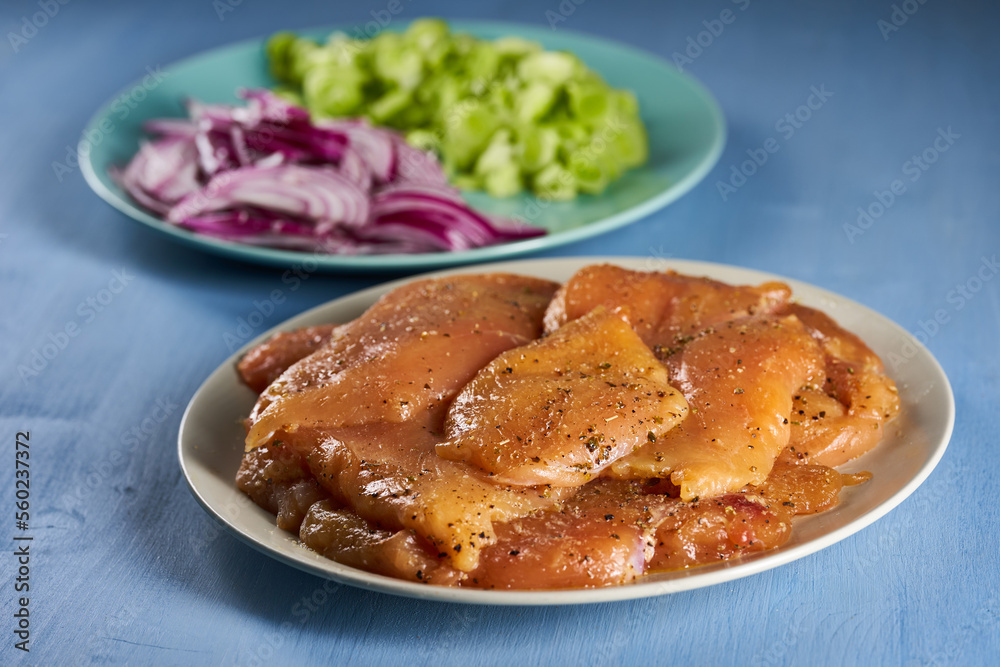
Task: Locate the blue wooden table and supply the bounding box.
[2,0,997,664]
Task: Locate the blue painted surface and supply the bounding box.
[1,0,997,665]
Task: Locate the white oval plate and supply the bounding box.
[178,257,955,605]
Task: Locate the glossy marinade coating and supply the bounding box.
[237,324,339,394]
[543,263,791,345]
[235,265,898,587]
[245,273,559,448]
[244,273,571,572]
[437,307,688,487]
[778,304,901,467]
[608,315,826,500]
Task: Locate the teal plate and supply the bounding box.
[81,20,725,272]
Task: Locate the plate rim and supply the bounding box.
[178,256,955,605]
[81,19,726,272]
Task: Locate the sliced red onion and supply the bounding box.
[113,88,546,255]
[391,137,449,187]
[194,126,240,177]
[369,187,545,251]
[335,148,372,192]
[112,135,201,213]
[253,152,286,169]
[182,209,317,238]
[229,125,252,167]
[238,88,312,126]
[168,164,369,227]
[186,99,235,127]
[372,182,468,207]
[242,121,347,163]
[142,118,198,138]
[319,118,396,183]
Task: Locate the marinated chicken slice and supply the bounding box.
[466,473,807,587]
[608,315,826,501]
[236,441,329,532]
[464,459,870,587]
[243,274,565,572]
[648,493,791,571]
[649,460,870,571]
[777,305,901,467]
[437,308,688,487]
[299,500,462,585]
[543,264,791,347]
[275,416,573,572]
[466,479,679,589]
[237,324,339,394]
[245,274,559,450]
[748,460,871,516]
